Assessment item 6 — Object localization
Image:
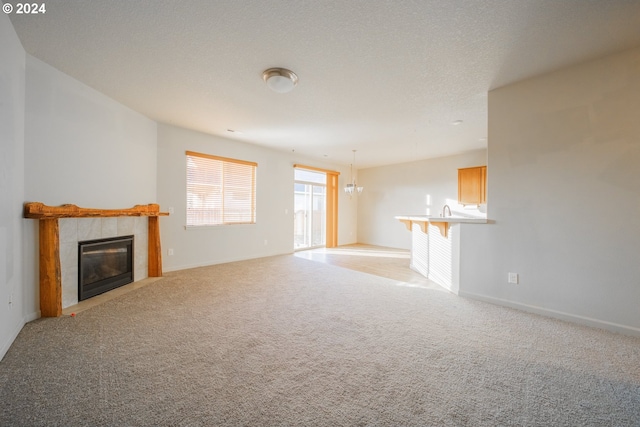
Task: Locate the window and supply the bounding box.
[186,150,257,226]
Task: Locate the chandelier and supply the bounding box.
[344,150,363,197]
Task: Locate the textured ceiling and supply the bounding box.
[8,0,640,168]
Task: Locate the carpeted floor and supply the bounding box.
[1,255,639,426]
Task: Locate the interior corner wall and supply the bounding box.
[156,123,357,272]
[356,150,487,249]
[0,13,26,360]
[24,55,157,208]
[459,47,640,335]
[22,54,158,320]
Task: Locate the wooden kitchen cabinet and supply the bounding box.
[458,166,486,205]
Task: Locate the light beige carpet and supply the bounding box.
[1,255,639,426]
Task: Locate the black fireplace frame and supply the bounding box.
[78,235,134,301]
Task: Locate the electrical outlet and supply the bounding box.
[508,272,519,284]
[168,207,175,215]
[168,248,174,256]
[264,240,268,246]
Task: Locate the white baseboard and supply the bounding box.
[24,310,40,323]
[0,318,25,362]
[458,290,640,337]
[163,250,294,273]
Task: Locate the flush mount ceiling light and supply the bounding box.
[262,68,298,93]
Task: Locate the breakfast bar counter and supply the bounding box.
[395,215,488,294]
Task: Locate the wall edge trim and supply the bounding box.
[163,251,294,273]
[458,290,640,338]
[0,318,26,362]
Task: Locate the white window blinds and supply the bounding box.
[186,151,257,226]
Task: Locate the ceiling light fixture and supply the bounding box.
[262,68,298,93]
[451,120,463,125]
[344,150,363,198]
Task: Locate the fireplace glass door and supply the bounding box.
[78,235,134,301]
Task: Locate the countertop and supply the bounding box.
[395,215,488,224]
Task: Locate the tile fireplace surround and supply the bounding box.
[60,217,148,308]
[23,203,168,317]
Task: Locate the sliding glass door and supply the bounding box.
[294,169,326,250]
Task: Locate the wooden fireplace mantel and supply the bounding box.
[24,202,169,317]
[23,202,169,219]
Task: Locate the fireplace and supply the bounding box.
[78,235,134,301]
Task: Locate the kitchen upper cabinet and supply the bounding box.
[458,166,486,205]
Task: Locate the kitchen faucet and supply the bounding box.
[442,204,451,217]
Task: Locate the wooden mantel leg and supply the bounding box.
[39,219,62,317]
[148,216,163,277]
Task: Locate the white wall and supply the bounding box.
[157,124,357,271]
[24,56,157,208]
[0,13,26,360]
[357,150,487,249]
[22,55,158,319]
[460,47,640,335]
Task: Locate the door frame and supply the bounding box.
[293,164,340,248]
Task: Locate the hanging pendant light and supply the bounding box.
[344,150,364,197]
